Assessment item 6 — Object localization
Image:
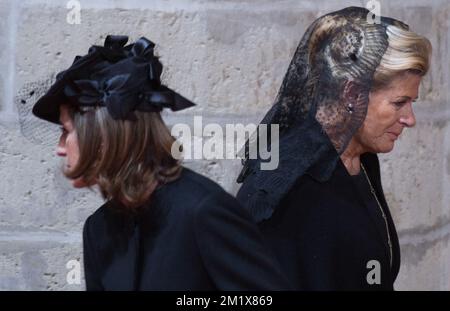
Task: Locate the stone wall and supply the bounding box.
[0,0,448,290]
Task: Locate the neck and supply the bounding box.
[119,180,159,209]
[340,138,365,175]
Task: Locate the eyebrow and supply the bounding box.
[395,96,419,101]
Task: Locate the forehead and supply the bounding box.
[385,73,422,97]
[59,104,72,123]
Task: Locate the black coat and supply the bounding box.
[237,153,401,290]
[83,168,291,290]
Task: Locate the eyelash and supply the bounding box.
[393,100,417,109]
[393,101,407,108]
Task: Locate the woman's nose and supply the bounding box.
[56,136,66,157]
[399,102,416,128]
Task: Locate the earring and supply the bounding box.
[347,103,354,114]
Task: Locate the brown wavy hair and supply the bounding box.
[64,105,182,209]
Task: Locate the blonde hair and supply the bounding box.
[372,25,432,90]
[65,107,181,209]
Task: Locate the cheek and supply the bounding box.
[66,134,80,161]
[359,113,382,140]
[366,103,397,134]
[355,107,395,150]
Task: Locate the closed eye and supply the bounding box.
[392,101,407,108]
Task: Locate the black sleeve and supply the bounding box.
[193,191,292,290]
[82,215,104,291]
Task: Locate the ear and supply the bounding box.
[342,80,362,104]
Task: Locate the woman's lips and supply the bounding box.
[387,132,400,140]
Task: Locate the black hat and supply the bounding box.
[32,35,195,124]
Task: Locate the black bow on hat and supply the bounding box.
[32,35,195,123]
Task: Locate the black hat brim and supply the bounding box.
[32,78,68,124]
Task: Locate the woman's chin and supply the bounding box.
[71,177,89,188]
[377,142,395,154]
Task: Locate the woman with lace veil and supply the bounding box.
[236,7,431,290]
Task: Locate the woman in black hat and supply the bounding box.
[236,7,431,290]
[33,35,290,291]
